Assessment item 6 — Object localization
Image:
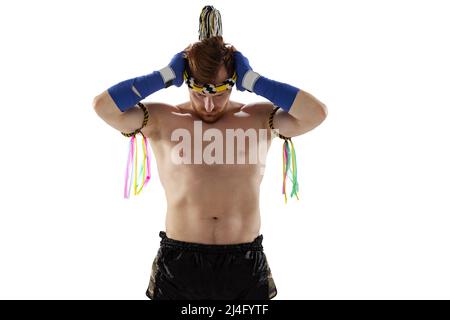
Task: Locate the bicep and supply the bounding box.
[270,107,324,138]
[94,102,159,137]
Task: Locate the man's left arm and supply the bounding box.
[233,50,327,137]
[271,89,327,138]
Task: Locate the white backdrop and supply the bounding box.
[0,0,449,300]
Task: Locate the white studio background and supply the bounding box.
[0,0,449,300]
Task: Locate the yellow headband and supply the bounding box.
[183,70,237,94]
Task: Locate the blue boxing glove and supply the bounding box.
[107,51,186,112]
[233,50,300,112]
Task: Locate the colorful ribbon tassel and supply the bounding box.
[282,138,300,203]
[124,132,151,198]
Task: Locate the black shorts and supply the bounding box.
[145,231,278,300]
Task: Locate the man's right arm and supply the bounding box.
[92,49,187,135]
[92,91,159,136]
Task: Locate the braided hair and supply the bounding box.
[198,5,223,41]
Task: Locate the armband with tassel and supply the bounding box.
[120,102,151,199]
[268,106,300,203]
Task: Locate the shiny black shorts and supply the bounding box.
[145,231,278,300]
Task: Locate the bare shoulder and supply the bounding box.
[240,101,275,116]
[141,102,181,138]
[239,102,276,129]
[142,101,180,114]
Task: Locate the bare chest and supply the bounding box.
[147,110,272,179]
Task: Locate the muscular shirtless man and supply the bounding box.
[93,36,327,299]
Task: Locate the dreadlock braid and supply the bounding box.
[198,5,223,41]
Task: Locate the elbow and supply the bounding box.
[92,95,102,109]
[320,103,328,119]
[92,93,109,115]
[314,102,327,123]
[92,95,106,118]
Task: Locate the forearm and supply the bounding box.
[94,50,185,114]
[254,76,328,127]
[239,65,327,123]
[104,71,167,113]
